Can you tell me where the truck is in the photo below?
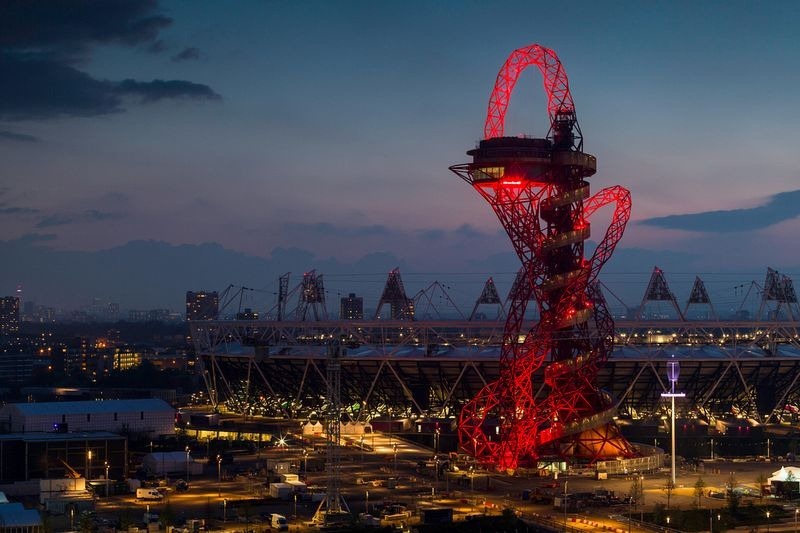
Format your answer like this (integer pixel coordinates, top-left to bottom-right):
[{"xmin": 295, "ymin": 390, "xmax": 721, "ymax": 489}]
[
  {"xmin": 136, "ymin": 488, "xmax": 164, "ymax": 501},
  {"xmin": 269, "ymin": 514, "xmax": 288, "ymax": 531}
]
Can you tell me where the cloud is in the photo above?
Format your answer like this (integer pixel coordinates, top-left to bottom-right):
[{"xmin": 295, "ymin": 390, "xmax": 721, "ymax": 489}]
[
  {"xmin": 0, "ymin": 130, "xmax": 39, "ymax": 142},
  {"xmin": 284, "ymin": 222, "xmax": 391, "ymax": 238},
  {"xmin": 0, "ymin": 1, "xmax": 219, "ymax": 121},
  {"xmin": 0, "ymin": 206, "xmax": 38, "ymax": 215},
  {"xmin": 115, "ymin": 79, "xmax": 220, "ymax": 102},
  {"xmin": 36, "ymin": 210, "xmax": 124, "ymax": 228},
  {"xmin": 639, "ymin": 189, "xmax": 800, "ymax": 233},
  {"xmin": 172, "ymin": 47, "xmax": 200, "ymax": 62},
  {"xmin": 0, "ymin": 1, "xmax": 171, "ymax": 52}
]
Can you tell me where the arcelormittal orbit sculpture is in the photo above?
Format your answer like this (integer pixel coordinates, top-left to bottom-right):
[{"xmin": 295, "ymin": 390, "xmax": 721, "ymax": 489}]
[{"xmin": 450, "ymin": 44, "xmax": 636, "ymax": 472}]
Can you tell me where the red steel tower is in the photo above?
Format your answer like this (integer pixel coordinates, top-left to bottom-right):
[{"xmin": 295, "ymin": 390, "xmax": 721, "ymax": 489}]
[{"xmin": 450, "ymin": 44, "xmax": 636, "ymax": 472}]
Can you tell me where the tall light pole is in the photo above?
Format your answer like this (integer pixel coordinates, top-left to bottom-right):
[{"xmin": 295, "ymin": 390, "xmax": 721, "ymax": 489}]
[
  {"xmin": 86, "ymin": 450, "xmax": 92, "ymax": 480},
  {"xmin": 563, "ymin": 479, "xmax": 568, "ymax": 533},
  {"xmin": 393, "ymin": 443, "xmax": 397, "ymax": 475},
  {"xmin": 216, "ymin": 455, "xmax": 222, "ymax": 497},
  {"xmin": 794, "ymin": 508, "xmax": 798, "ymax": 533},
  {"xmin": 661, "ymin": 355, "xmax": 685, "ymax": 486},
  {"xmin": 185, "ymin": 446, "xmax": 190, "ymax": 481},
  {"xmin": 628, "ymin": 495, "xmax": 633, "ymax": 533},
  {"xmin": 365, "ymin": 489, "xmax": 369, "ymax": 515},
  {"xmin": 104, "ymin": 461, "xmax": 109, "ymax": 497},
  {"xmin": 640, "ymin": 475, "xmax": 644, "ymax": 523}
]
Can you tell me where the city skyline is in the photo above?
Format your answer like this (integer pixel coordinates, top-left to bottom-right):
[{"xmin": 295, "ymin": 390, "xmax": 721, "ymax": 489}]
[{"xmin": 2, "ymin": 1, "xmax": 800, "ymax": 309}]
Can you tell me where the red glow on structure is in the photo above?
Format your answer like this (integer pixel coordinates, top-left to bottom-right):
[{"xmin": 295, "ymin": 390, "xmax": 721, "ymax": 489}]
[
  {"xmin": 484, "ymin": 44, "xmax": 575, "ymax": 140},
  {"xmin": 451, "ymin": 44, "xmax": 636, "ymax": 472}
]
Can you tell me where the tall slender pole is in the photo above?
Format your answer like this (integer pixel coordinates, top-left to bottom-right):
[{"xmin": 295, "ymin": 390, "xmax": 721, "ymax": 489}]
[
  {"xmin": 217, "ymin": 455, "xmax": 221, "ymax": 497},
  {"xmin": 563, "ymin": 480, "xmax": 568, "ymax": 532},
  {"xmin": 671, "ymin": 394, "xmax": 676, "ymax": 486}
]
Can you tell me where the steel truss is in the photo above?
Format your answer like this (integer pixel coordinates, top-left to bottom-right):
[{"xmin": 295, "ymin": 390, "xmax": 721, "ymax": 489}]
[{"xmin": 191, "ymin": 317, "xmax": 800, "ymax": 425}]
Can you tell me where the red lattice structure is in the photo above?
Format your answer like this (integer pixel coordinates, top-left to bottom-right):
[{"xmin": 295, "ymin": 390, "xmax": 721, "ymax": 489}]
[{"xmin": 450, "ymin": 44, "xmax": 637, "ymax": 472}]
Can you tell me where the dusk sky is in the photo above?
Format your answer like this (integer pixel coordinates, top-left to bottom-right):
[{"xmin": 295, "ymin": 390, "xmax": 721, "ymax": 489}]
[{"xmin": 2, "ymin": 1, "xmax": 800, "ymax": 312}]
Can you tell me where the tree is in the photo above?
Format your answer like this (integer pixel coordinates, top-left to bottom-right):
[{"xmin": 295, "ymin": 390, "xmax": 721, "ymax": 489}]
[
  {"xmin": 160, "ymin": 499, "xmax": 175, "ymax": 528},
  {"xmin": 694, "ymin": 477, "xmax": 707, "ymax": 509},
  {"xmin": 726, "ymin": 472, "xmax": 740, "ymax": 516},
  {"xmin": 662, "ymin": 479, "xmax": 676, "ymax": 510},
  {"xmin": 755, "ymin": 472, "xmax": 769, "ymax": 502}
]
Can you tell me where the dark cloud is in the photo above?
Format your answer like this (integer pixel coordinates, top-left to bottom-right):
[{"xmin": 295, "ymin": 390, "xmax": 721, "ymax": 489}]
[
  {"xmin": 0, "ymin": 129, "xmax": 39, "ymax": 142},
  {"xmin": 147, "ymin": 39, "xmax": 169, "ymax": 55},
  {"xmin": 36, "ymin": 210, "xmax": 124, "ymax": 228},
  {"xmin": 0, "ymin": 1, "xmax": 171, "ymax": 53},
  {"xmin": 115, "ymin": 79, "xmax": 221, "ymax": 103},
  {"xmin": 0, "ymin": 55, "xmax": 121, "ymax": 120},
  {"xmin": 0, "ymin": 1, "xmax": 220, "ymax": 121},
  {"xmin": 285, "ymin": 222, "xmax": 391, "ymax": 238},
  {"xmin": 418, "ymin": 229, "xmax": 445, "ymax": 241},
  {"xmin": 0, "ymin": 206, "xmax": 38, "ymax": 215},
  {"xmin": 639, "ymin": 189, "xmax": 800, "ymax": 233},
  {"xmin": 172, "ymin": 47, "xmax": 200, "ymax": 62}
]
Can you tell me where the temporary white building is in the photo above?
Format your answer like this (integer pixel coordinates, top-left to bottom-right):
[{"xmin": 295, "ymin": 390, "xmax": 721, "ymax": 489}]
[{"xmin": 142, "ymin": 452, "xmax": 203, "ymax": 476}]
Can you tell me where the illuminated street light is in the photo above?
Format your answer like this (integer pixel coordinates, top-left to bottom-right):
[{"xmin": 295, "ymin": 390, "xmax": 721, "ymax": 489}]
[
  {"xmin": 104, "ymin": 461, "xmax": 110, "ymax": 497},
  {"xmin": 217, "ymin": 455, "xmax": 222, "ymax": 497},
  {"xmin": 86, "ymin": 450, "xmax": 92, "ymax": 480},
  {"xmin": 661, "ymin": 355, "xmax": 686, "ymax": 486},
  {"xmin": 185, "ymin": 446, "xmax": 190, "ymax": 481}
]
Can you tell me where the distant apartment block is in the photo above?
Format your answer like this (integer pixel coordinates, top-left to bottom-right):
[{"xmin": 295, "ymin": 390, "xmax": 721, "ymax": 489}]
[
  {"xmin": 186, "ymin": 291, "xmax": 219, "ymax": 321},
  {"xmin": 340, "ymin": 293, "xmax": 364, "ymax": 320},
  {"xmin": 0, "ymin": 296, "xmax": 20, "ymax": 335}
]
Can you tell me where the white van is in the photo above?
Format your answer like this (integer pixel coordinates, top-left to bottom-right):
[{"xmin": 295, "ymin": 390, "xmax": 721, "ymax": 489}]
[
  {"xmin": 270, "ymin": 514, "xmax": 288, "ymax": 531},
  {"xmin": 136, "ymin": 488, "xmax": 163, "ymax": 501}
]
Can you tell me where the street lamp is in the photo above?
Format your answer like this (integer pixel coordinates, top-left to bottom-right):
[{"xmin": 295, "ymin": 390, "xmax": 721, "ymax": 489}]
[
  {"xmin": 666, "ymin": 516, "xmax": 670, "ymax": 526},
  {"xmin": 365, "ymin": 489, "xmax": 369, "ymax": 515},
  {"xmin": 563, "ymin": 479, "xmax": 568, "ymax": 533},
  {"xmin": 86, "ymin": 450, "xmax": 92, "ymax": 480},
  {"xmin": 223, "ymin": 498, "xmax": 227, "ymax": 522},
  {"xmin": 104, "ymin": 461, "xmax": 110, "ymax": 497},
  {"xmin": 640, "ymin": 475, "xmax": 644, "ymax": 523},
  {"xmin": 795, "ymin": 508, "xmax": 798, "ymax": 533},
  {"xmin": 766, "ymin": 510, "xmax": 771, "ymax": 533},
  {"xmin": 302, "ymin": 449, "xmax": 308, "ymax": 480},
  {"xmin": 661, "ymin": 355, "xmax": 686, "ymax": 486},
  {"xmin": 185, "ymin": 446, "xmax": 190, "ymax": 481},
  {"xmin": 216, "ymin": 455, "xmax": 222, "ymax": 497},
  {"xmin": 628, "ymin": 493, "xmax": 633, "ymax": 533},
  {"xmin": 393, "ymin": 443, "xmax": 397, "ymax": 474}
]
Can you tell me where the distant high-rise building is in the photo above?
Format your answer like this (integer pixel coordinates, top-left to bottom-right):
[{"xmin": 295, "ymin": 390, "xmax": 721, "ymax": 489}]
[
  {"xmin": 128, "ymin": 310, "xmax": 148, "ymax": 322},
  {"xmin": 340, "ymin": 293, "xmax": 363, "ymax": 320},
  {"xmin": 0, "ymin": 297, "xmax": 20, "ymax": 335},
  {"xmin": 147, "ymin": 309, "xmax": 170, "ymax": 322},
  {"xmin": 186, "ymin": 291, "xmax": 219, "ymax": 321},
  {"xmin": 235, "ymin": 308, "xmax": 259, "ymax": 320}
]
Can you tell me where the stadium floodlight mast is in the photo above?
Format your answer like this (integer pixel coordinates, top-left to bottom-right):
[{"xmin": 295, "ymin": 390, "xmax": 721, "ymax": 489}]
[{"xmin": 661, "ymin": 354, "xmax": 685, "ymax": 486}]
